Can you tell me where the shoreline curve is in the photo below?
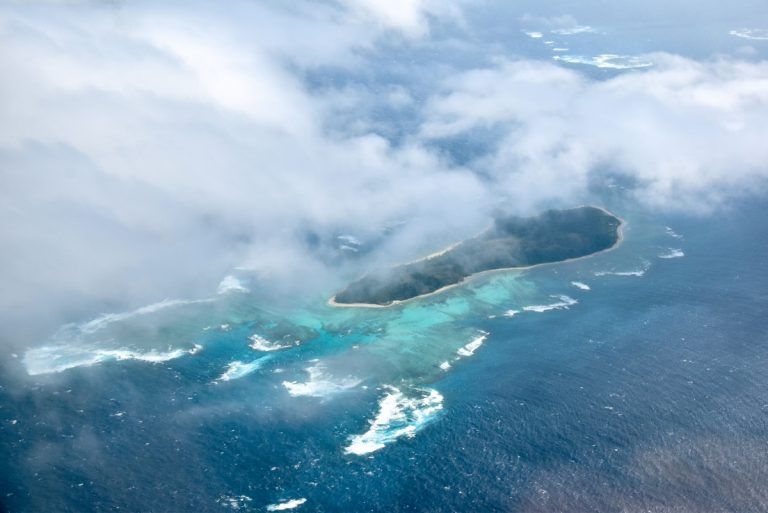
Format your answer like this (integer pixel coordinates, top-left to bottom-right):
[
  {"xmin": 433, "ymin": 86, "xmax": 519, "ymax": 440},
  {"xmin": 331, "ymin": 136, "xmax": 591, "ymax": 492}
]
[{"xmin": 328, "ymin": 206, "xmax": 625, "ymax": 309}]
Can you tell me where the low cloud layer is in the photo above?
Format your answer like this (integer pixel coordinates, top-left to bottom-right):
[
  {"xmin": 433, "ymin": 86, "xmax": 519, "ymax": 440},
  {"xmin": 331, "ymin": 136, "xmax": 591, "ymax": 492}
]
[
  {"xmin": 422, "ymin": 56, "xmax": 768, "ymax": 211},
  {"xmin": 1, "ymin": 1, "xmax": 767, "ymax": 348}
]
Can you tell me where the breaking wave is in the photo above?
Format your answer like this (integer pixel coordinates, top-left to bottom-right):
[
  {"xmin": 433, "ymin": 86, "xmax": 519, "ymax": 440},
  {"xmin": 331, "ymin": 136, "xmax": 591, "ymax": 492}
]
[
  {"xmin": 216, "ymin": 495, "xmax": 252, "ymax": 510},
  {"xmin": 266, "ymin": 498, "xmax": 307, "ymax": 511},
  {"xmin": 345, "ymin": 386, "xmax": 444, "ymax": 455},
  {"xmin": 659, "ymin": 248, "xmax": 685, "ymax": 259},
  {"xmin": 250, "ymin": 334, "xmax": 291, "ymax": 352},
  {"xmin": 595, "ymin": 259, "xmax": 651, "ymax": 277},
  {"xmin": 551, "ymin": 25, "xmax": 596, "ymax": 35},
  {"xmin": 457, "ymin": 332, "xmax": 488, "ymax": 357},
  {"xmin": 523, "ymin": 295, "xmax": 578, "ymax": 313},
  {"xmin": 23, "ymin": 344, "xmax": 202, "ymax": 376},
  {"xmin": 729, "ymin": 28, "xmax": 768, "ymax": 40},
  {"xmin": 665, "ymin": 226, "xmax": 683, "ymax": 239},
  {"xmin": 553, "ymin": 54, "xmax": 653, "ymax": 69},
  {"xmin": 216, "ymin": 357, "xmax": 270, "ymax": 382},
  {"xmin": 595, "ymin": 269, "xmax": 645, "ymax": 277},
  {"xmin": 217, "ymin": 275, "xmax": 249, "ymax": 294},
  {"xmin": 571, "ymin": 281, "xmax": 591, "ymax": 290},
  {"xmin": 282, "ymin": 364, "xmax": 360, "ymax": 398}
]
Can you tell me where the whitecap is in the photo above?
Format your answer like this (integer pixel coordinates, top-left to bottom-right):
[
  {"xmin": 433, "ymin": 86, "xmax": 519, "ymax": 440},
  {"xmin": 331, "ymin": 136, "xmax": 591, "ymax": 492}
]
[
  {"xmin": 216, "ymin": 357, "xmax": 269, "ymax": 382},
  {"xmin": 79, "ymin": 298, "xmax": 213, "ymax": 334},
  {"xmin": 345, "ymin": 386, "xmax": 443, "ymax": 455},
  {"xmin": 439, "ymin": 361, "xmax": 451, "ymax": 371},
  {"xmin": 503, "ymin": 309, "xmax": 520, "ymax": 317},
  {"xmin": 217, "ymin": 275, "xmax": 249, "ymax": 294},
  {"xmin": 658, "ymin": 248, "xmax": 685, "ymax": 259},
  {"xmin": 266, "ymin": 498, "xmax": 307, "ymax": 511},
  {"xmin": 249, "ymin": 334, "xmax": 291, "ymax": 352},
  {"xmin": 282, "ymin": 364, "xmax": 360, "ymax": 398},
  {"xmin": 522, "ymin": 295, "xmax": 577, "ymax": 313},
  {"xmin": 571, "ymin": 281, "xmax": 591, "ymax": 290},
  {"xmin": 23, "ymin": 343, "xmax": 202, "ymax": 376},
  {"xmin": 457, "ymin": 332, "xmax": 488, "ymax": 357},
  {"xmin": 729, "ymin": 28, "xmax": 768, "ymax": 40},
  {"xmin": 553, "ymin": 54, "xmax": 653, "ymax": 69},
  {"xmin": 523, "ymin": 30, "xmax": 543, "ymax": 38}
]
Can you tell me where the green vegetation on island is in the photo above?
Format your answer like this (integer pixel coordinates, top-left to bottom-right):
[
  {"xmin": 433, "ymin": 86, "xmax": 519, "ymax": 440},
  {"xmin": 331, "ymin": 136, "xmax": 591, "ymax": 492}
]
[{"xmin": 332, "ymin": 206, "xmax": 621, "ymax": 306}]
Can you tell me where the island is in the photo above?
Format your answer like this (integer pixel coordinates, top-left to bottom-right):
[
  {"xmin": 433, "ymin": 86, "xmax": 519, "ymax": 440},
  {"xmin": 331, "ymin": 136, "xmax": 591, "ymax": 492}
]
[{"xmin": 331, "ymin": 206, "xmax": 622, "ymax": 307}]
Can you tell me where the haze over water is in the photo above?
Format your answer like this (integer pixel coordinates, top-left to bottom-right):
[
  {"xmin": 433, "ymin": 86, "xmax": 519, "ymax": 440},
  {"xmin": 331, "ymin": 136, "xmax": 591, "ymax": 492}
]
[{"xmin": 2, "ymin": 1, "xmax": 768, "ymax": 512}]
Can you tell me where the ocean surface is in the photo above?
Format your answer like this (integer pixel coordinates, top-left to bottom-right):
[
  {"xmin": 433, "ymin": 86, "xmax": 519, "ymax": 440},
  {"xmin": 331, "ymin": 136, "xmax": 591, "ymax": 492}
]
[{"xmin": 2, "ymin": 198, "xmax": 768, "ymax": 512}]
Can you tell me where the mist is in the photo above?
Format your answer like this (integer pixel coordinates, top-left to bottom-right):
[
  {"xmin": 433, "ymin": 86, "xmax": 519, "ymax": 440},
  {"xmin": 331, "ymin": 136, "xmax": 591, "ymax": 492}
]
[{"xmin": 1, "ymin": 0, "xmax": 767, "ymax": 350}]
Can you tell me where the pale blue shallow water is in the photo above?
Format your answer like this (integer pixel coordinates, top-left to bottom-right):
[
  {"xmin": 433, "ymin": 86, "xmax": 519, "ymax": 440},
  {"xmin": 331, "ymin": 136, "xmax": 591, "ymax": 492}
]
[{"xmin": 2, "ymin": 199, "xmax": 768, "ymax": 512}]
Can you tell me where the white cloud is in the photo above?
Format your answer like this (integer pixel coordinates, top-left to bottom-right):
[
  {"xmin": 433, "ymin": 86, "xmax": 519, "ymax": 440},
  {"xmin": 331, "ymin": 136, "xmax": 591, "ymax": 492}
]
[
  {"xmin": 2, "ymin": 0, "xmax": 768, "ymax": 348},
  {"xmin": 0, "ymin": 1, "xmax": 487, "ymax": 345},
  {"xmin": 422, "ymin": 55, "xmax": 768, "ymax": 210},
  {"xmin": 340, "ymin": 0, "xmax": 458, "ymax": 37}
]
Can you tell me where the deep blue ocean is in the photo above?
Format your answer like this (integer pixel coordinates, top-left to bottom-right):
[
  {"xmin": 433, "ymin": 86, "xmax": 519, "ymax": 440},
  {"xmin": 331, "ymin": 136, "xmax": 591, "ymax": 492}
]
[{"xmin": 2, "ymin": 198, "xmax": 768, "ymax": 512}]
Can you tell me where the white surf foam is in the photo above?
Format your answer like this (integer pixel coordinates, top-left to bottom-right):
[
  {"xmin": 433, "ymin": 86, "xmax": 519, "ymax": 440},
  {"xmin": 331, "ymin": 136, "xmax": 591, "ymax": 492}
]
[
  {"xmin": 658, "ymin": 248, "xmax": 685, "ymax": 259},
  {"xmin": 551, "ymin": 25, "xmax": 596, "ymax": 35},
  {"xmin": 249, "ymin": 334, "xmax": 291, "ymax": 352},
  {"xmin": 665, "ymin": 226, "xmax": 683, "ymax": 239},
  {"xmin": 217, "ymin": 275, "xmax": 249, "ymax": 294},
  {"xmin": 79, "ymin": 298, "xmax": 213, "ymax": 334},
  {"xmin": 217, "ymin": 495, "xmax": 252, "ymax": 510},
  {"xmin": 594, "ymin": 260, "xmax": 651, "ymax": 277},
  {"xmin": 23, "ymin": 343, "xmax": 202, "ymax": 376},
  {"xmin": 266, "ymin": 498, "xmax": 307, "ymax": 511},
  {"xmin": 337, "ymin": 234, "xmax": 361, "ymax": 245},
  {"xmin": 729, "ymin": 28, "xmax": 768, "ymax": 40},
  {"xmin": 595, "ymin": 269, "xmax": 645, "ymax": 277},
  {"xmin": 553, "ymin": 54, "xmax": 653, "ymax": 69},
  {"xmin": 282, "ymin": 364, "xmax": 360, "ymax": 398},
  {"xmin": 571, "ymin": 281, "xmax": 591, "ymax": 290},
  {"xmin": 216, "ymin": 357, "xmax": 269, "ymax": 382},
  {"xmin": 523, "ymin": 30, "xmax": 543, "ymax": 38},
  {"xmin": 523, "ymin": 295, "xmax": 577, "ymax": 313},
  {"xmin": 344, "ymin": 386, "xmax": 443, "ymax": 456},
  {"xmin": 439, "ymin": 361, "xmax": 451, "ymax": 371},
  {"xmin": 457, "ymin": 332, "xmax": 488, "ymax": 357},
  {"xmin": 503, "ymin": 309, "xmax": 520, "ymax": 317}
]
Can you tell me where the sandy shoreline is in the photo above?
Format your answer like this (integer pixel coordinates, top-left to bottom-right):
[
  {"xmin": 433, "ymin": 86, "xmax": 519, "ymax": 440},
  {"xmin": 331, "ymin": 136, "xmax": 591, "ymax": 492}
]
[{"xmin": 328, "ymin": 206, "xmax": 625, "ymax": 309}]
